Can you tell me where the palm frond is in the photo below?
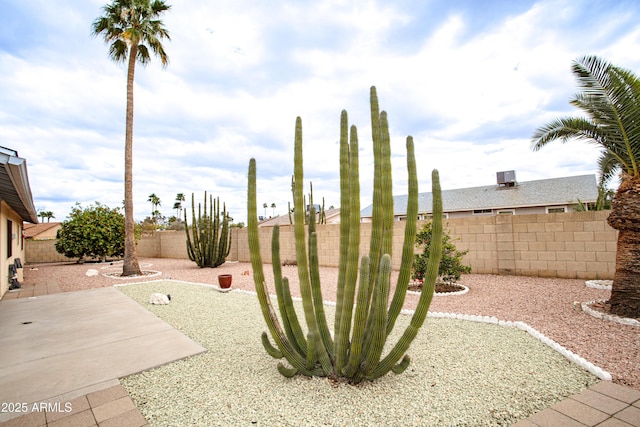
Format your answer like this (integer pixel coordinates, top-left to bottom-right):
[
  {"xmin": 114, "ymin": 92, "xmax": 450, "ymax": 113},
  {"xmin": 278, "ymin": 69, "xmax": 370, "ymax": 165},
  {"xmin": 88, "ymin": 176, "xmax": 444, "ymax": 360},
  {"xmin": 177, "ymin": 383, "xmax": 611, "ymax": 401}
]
[
  {"xmin": 597, "ymin": 150, "xmax": 622, "ymax": 187},
  {"xmin": 532, "ymin": 55, "xmax": 640, "ymax": 180},
  {"xmin": 92, "ymin": 0, "xmax": 171, "ymax": 68}
]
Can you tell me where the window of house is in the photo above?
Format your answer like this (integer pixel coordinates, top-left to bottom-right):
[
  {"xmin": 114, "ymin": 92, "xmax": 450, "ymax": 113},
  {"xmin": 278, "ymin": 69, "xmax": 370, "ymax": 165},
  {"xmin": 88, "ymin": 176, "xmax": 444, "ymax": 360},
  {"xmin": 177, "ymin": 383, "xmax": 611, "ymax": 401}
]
[
  {"xmin": 497, "ymin": 210, "xmax": 515, "ymax": 215},
  {"xmin": 473, "ymin": 209, "xmax": 492, "ymax": 215},
  {"xmin": 546, "ymin": 207, "xmax": 566, "ymax": 214},
  {"xmin": 423, "ymin": 213, "xmax": 449, "ymax": 220},
  {"xmin": 7, "ymin": 219, "xmax": 12, "ymax": 258}
]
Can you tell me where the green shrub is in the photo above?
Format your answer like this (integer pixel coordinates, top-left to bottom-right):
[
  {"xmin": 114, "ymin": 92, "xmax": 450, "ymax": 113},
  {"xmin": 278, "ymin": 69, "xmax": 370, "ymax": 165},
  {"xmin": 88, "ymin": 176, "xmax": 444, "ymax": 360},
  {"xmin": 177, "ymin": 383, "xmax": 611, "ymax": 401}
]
[
  {"xmin": 412, "ymin": 222, "xmax": 471, "ymax": 284},
  {"xmin": 55, "ymin": 202, "xmax": 126, "ymax": 262}
]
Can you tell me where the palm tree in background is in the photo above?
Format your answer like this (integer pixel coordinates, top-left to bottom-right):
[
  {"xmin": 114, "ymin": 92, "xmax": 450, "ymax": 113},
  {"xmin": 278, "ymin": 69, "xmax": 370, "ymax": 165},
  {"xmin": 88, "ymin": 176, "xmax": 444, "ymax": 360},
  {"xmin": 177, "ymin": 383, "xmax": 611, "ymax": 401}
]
[
  {"xmin": 147, "ymin": 193, "xmax": 161, "ymax": 224},
  {"xmin": 532, "ymin": 55, "xmax": 640, "ymax": 317},
  {"xmin": 173, "ymin": 192, "xmax": 185, "ymax": 219},
  {"xmin": 38, "ymin": 211, "xmax": 55, "ymax": 223},
  {"xmin": 92, "ymin": 0, "xmax": 171, "ymax": 276},
  {"xmin": 271, "ymin": 202, "xmax": 276, "ymax": 217}
]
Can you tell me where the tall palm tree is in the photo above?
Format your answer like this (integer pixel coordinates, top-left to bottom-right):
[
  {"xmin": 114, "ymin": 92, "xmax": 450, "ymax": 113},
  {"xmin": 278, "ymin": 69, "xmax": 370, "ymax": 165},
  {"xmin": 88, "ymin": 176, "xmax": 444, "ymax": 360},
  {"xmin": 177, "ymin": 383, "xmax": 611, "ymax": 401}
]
[
  {"xmin": 532, "ymin": 55, "xmax": 640, "ymax": 318},
  {"xmin": 147, "ymin": 193, "xmax": 161, "ymax": 223},
  {"xmin": 92, "ymin": 0, "xmax": 171, "ymax": 276},
  {"xmin": 270, "ymin": 202, "xmax": 276, "ymax": 217}
]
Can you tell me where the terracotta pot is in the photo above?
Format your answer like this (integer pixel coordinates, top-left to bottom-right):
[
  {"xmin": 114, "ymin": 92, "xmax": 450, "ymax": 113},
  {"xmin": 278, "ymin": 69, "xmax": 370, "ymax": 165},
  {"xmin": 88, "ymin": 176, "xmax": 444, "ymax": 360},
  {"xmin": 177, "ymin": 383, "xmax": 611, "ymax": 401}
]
[{"xmin": 218, "ymin": 274, "xmax": 232, "ymax": 289}]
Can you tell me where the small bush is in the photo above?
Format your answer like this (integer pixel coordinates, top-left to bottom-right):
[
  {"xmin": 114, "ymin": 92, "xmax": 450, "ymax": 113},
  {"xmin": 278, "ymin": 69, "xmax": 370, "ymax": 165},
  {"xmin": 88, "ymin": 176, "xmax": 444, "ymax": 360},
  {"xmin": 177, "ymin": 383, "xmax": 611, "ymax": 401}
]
[{"xmin": 412, "ymin": 221, "xmax": 471, "ymax": 284}]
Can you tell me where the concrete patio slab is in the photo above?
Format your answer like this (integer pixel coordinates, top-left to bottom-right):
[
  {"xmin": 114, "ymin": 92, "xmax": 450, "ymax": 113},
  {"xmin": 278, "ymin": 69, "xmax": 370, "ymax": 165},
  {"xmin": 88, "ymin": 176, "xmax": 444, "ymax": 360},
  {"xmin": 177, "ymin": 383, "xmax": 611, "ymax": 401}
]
[{"xmin": 0, "ymin": 287, "xmax": 206, "ymax": 423}]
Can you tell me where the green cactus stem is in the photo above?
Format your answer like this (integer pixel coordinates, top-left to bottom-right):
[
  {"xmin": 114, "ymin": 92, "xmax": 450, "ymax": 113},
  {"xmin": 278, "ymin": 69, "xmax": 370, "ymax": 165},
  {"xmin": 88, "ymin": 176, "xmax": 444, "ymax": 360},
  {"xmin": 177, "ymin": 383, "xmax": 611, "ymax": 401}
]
[{"xmin": 247, "ymin": 86, "xmax": 443, "ymax": 384}]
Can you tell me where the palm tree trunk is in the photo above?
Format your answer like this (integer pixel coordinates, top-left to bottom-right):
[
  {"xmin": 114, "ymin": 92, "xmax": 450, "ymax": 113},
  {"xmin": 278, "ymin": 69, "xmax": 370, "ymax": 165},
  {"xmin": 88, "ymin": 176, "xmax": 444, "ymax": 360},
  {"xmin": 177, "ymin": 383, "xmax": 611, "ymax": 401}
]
[
  {"xmin": 122, "ymin": 45, "xmax": 142, "ymax": 277},
  {"xmin": 606, "ymin": 176, "xmax": 640, "ymax": 317}
]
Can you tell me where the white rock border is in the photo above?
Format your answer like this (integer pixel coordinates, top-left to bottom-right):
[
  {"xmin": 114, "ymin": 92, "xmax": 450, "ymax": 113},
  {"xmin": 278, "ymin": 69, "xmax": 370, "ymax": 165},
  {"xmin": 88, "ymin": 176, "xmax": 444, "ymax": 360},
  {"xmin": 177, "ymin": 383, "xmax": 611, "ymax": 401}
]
[
  {"xmin": 407, "ymin": 283, "xmax": 469, "ymax": 297},
  {"xmin": 581, "ymin": 300, "xmax": 640, "ymax": 328},
  {"xmin": 102, "ymin": 270, "xmax": 162, "ymax": 279},
  {"xmin": 585, "ymin": 280, "xmax": 612, "ymax": 290}
]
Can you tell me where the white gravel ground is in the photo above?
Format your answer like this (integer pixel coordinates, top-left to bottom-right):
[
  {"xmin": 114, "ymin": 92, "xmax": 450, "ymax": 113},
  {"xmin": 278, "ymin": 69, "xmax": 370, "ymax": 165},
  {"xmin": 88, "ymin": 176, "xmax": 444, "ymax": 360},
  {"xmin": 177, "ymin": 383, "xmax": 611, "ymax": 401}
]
[{"xmin": 117, "ymin": 280, "xmax": 599, "ymax": 427}]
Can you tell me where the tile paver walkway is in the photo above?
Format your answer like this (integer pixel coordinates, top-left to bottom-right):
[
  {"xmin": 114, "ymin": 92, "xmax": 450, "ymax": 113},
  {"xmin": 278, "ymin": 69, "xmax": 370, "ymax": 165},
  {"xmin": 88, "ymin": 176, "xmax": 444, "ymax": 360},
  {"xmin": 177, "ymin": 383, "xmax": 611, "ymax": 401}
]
[
  {"xmin": 515, "ymin": 381, "xmax": 640, "ymax": 427},
  {"xmin": 0, "ymin": 384, "xmax": 147, "ymax": 427}
]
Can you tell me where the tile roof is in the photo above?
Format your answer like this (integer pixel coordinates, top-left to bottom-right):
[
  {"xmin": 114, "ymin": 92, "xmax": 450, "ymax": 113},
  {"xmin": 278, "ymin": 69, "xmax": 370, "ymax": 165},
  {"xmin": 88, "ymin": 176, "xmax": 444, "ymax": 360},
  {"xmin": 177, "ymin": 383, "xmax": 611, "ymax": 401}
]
[
  {"xmin": 361, "ymin": 174, "xmax": 599, "ymax": 216},
  {"xmin": 258, "ymin": 208, "xmax": 341, "ymax": 227},
  {"xmin": 24, "ymin": 222, "xmax": 61, "ymax": 238}
]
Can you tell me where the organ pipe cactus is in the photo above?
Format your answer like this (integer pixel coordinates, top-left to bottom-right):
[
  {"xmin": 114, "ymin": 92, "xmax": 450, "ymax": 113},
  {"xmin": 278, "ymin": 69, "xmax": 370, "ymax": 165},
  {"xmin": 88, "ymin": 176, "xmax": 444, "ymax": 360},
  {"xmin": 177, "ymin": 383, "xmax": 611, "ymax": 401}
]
[
  {"xmin": 247, "ymin": 86, "xmax": 443, "ymax": 383},
  {"xmin": 184, "ymin": 192, "xmax": 231, "ymax": 268}
]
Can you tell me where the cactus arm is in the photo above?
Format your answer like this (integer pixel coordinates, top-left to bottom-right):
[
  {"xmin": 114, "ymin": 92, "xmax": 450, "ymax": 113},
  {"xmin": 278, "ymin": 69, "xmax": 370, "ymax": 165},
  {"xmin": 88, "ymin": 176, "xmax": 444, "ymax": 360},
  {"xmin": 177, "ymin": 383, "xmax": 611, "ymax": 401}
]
[
  {"xmin": 367, "ymin": 87, "xmax": 383, "ymax": 289},
  {"xmin": 391, "ymin": 355, "xmax": 411, "ymax": 374},
  {"xmin": 362, "ymin": 107, "xmax": 395, "ymax": 352},
  {"xmin": 272, "ymin": 225, "xmax": 307, "ymax": 356},
  {"xmin": 291, "ymin": 117, "xmax": 330, "ymax": 364},
  {"xmin": 334, "ymin": 110, "xmax": 351, "ymax": 364},
  {"xmin": 305, "ymin": 331, "xmax": 317, "ymax": 371},
  {"xmin": 214, "ymin": 201, "xmax": 231, "ymax": 267},
  {"xmin": 211, "ymin": 196, "xmax": 219, "ymax": 265},
  {"xmin": 261, "ymin": 332, "xmax": 283, "ymax": 359},
  {"xmin": 191, "ymin": 193, "xmax": 201, "ymax": 264},
  {"xmin": 184, "ymin": 195, "xmax": 196, "ymax": 262},
  {"xmin": 282, "ymin": 277, "xmax": 308, "ymax": 356},
  {"xmin": 356, "ymin": 254, "xmax": 391, "ymax": 382},
  {"xmin": 248, "ymin": 158, "xmax": 318, "ymax": 376},
  {"xmin": 277, "ymin": 363, "xmax": 299, "ymax": 378},
  {"xmin": 335, "ymin": 123, "xmax": 361, "ymax": 373},
  {"xmin": 203, "ymin": 194, "xmax": 210, "ymax": 266},
  {"xmin": 309, "ymin": 231, "xmax": 333, "ymax": 358},
  {"xmin": 342, "ymin": 255, "xmax": 370, "ymax": 377},
  {"xmin": 224, "ymin": 204, "xmax": 231, "ymax": 259},
  {"xmin": 367, "ymin": 169, "xmax": 442, "ymax": 381},
  {"xmin": 386, "ymin": 136, "xmax": 418, "ymax": 334},
  {"xmin": 379, "ymin": 111, "xmax": 394, "ymax": 261}
]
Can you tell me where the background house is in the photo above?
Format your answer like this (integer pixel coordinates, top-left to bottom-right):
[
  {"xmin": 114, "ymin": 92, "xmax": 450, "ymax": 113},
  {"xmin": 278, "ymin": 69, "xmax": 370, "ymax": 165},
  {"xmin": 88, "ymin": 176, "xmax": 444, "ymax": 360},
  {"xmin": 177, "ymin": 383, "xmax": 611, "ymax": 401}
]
[
  {"xmin": 360, "ymin": 172, "xmax": 599, "ymax": 221},
  {"xmin": 258, "ymin": 207, "xmax": 341, "ymax": 227},
  {"xmin": 24, "ymin": 222, "xmax": 61, "ymax": 240},
  {"xmin": 0, "ymin": 147, "xmax": 38, "ymax": 298}
]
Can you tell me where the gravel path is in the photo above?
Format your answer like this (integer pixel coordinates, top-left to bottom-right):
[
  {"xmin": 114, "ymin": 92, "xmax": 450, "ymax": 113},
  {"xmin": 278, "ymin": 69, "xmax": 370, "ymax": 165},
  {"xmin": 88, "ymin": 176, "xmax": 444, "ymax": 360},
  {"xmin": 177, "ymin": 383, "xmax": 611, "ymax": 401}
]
[{"xmin": 23, "ymin": 257, "xmax": 640, "ymax": 394}]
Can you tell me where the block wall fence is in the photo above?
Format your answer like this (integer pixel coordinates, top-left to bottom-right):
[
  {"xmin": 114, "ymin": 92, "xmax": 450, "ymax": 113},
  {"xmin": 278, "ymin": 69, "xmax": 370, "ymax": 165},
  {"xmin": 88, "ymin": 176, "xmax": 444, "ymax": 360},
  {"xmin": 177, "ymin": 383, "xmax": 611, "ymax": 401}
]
[{"xmin": 25, "ymin": 211, "xmax": 616, "ymax": 280}]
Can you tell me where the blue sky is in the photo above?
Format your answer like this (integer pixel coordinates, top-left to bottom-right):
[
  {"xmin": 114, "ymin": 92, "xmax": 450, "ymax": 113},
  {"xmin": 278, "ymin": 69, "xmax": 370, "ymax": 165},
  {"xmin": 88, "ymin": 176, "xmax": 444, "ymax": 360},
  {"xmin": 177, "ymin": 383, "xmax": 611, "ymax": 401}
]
[{"xmin": 1, "ymin": 0, "xmax": 639, "ymax": 225}]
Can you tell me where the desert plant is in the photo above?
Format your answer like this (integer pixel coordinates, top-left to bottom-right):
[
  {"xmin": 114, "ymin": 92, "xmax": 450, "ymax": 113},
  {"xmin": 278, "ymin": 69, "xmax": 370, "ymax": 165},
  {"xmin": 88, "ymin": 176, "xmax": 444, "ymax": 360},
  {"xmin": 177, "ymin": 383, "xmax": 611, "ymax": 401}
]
[
  {"xmin": 184, "ymin": 192, "xmax": 231, "ymax": 268},
  {"xmin": 412, "ymin": 222, "xmax": 471, "ymax": 284},
  {"xmin": 247, "ymin": 86, "xmax": 443, "ymax": 383},
  {"xmin": 55, "ymin": 202, "xmax": 127, "ymax": 262}
]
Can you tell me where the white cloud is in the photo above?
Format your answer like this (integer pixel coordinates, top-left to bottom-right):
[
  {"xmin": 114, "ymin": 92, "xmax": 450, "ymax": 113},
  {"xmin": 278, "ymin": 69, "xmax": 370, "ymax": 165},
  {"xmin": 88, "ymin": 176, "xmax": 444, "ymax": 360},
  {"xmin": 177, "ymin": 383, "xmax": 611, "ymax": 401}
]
[{"xmin": 1, "ymin": 0, "xmax": 639, "ymax": 225}]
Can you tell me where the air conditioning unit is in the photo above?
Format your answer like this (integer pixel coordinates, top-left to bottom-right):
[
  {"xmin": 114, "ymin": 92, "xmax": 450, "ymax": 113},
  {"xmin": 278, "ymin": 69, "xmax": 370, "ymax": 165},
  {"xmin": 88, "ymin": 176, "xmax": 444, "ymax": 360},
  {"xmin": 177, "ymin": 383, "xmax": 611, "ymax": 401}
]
[{"xmin": 497, "ymin": 170, "xmax": 516, "ymax": 186}]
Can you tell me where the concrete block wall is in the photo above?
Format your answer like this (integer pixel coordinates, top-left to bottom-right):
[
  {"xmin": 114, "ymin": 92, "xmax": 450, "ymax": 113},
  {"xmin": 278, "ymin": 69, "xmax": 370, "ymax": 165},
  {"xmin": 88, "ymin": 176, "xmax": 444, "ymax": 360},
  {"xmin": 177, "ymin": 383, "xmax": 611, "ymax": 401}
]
[
  {"xmin": 25, "ymin": 211, "xmax": 616, "ymax": 280},
  {"xmin": 231, "ymin": 211, "xmax": 616, "ymax": 279},
  {"xmin": 444, "ymin": 210, "xmax": 616, "ymax": 279},
  {"xmin": 25, "ymin": 240, "xmax": 72, "ymax": 263}
]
